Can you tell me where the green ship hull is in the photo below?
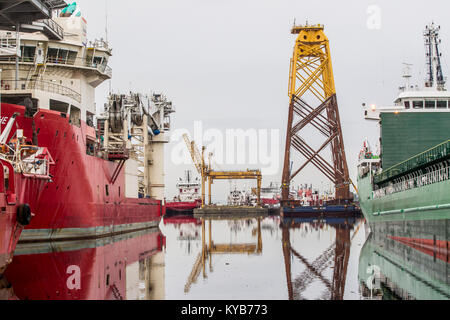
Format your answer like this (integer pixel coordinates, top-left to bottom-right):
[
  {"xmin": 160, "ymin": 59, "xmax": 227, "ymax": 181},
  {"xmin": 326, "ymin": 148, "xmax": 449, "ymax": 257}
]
[
  {"xmin": 357, "ymin": 173, "xmax": 450, "ymax": 242},
  {"xmin": 358, "ymin": 174, "xmax": 450, "ymax": 225},
  {"xmin": 359, "ymin": 232, "xmax": 450, "ymax": 300}
]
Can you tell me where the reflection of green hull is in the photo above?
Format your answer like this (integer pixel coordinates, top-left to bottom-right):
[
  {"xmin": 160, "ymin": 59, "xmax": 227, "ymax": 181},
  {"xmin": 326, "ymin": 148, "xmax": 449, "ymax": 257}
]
[
  {"xmin": 358, "ymin": 175, "xmax": 450, "ymax": 225},
  {"xmin": 359, "ymin": 233, "xmax": 450, "ymax": 300}
]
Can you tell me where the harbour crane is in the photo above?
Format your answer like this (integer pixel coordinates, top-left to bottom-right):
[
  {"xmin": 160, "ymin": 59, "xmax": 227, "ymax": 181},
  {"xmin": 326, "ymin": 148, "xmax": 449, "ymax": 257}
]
[{"xmin": 182, "ymin": 134, "xmax": 263, "ymax": 207}]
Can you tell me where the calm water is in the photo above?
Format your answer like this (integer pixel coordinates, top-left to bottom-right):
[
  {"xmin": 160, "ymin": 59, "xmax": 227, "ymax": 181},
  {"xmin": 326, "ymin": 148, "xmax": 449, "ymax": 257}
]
[{"xmin": 0, "ymin": 214, "xmax": 448, "ymax": 300}]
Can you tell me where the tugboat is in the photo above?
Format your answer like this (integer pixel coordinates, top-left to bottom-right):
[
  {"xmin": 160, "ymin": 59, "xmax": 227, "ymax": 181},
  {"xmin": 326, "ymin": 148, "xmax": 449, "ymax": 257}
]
[
  {"xmin": 357, "ymin": 23, "xmax": 450, "ymax": 245},
  {"xmin": 165, "ymin": 170, "xmax": 201, "ymax": 216},
  {"xmin": 260, "ymin": 182, "xmax": 281, "ymax": 209}
]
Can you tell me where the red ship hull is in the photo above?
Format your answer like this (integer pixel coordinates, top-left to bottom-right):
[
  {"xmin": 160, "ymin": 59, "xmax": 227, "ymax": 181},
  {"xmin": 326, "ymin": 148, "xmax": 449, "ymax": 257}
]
[
  {"xmin": 165, "ymin": 199, "xmax": 201, "ymax": 215},
  {"xmin": 0, "ymin": 200, "xmax": 22, "ymax": 275},
  {"xmin": 3, "ymin": 228, "xmax": 165, "ymax": 300},
  {"xmin": 0, "ymin": 158, "xmax": 49, "ymax": 273},
  {"xmin": 1, "ymin": 103, "xmax": 163, "ymax": 241}
]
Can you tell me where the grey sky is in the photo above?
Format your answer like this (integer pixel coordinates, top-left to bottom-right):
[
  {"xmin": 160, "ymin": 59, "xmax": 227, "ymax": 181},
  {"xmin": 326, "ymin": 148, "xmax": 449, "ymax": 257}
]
[{"xmin": 76, "ymin": 0, "xmax": 450, "ymax": 201}]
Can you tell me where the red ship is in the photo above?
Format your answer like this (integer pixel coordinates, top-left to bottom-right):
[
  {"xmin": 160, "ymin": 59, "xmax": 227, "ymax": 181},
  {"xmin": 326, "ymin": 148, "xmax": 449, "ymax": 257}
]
[
  {"xmin": 3, "ymin": 228, "xmax": 165, "ymax": 300},
  {"xmin": 165, "ymin": 170, "xmax": 201, "ymax": 216},
  {"xmin": 0, "ymin": 5, "xmax": 175, "ymax": 241}
]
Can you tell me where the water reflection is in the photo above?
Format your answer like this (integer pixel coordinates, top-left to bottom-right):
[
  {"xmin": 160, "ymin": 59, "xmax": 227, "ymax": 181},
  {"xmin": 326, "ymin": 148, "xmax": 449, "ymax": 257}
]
[
  {"xmin": 281, "ymin": 216, "xmax": 361, "ymax": 300},
  {"xmin": 359, "ymin": 226, "xmax": 450, "ymax": 300},
  {"xmin": 2, "ymin": 229, "xmax": 165, "ymax": 300},
  {"xmin": 162, "ymin": 213, "xmax": 365, "ymax": 300},
  {"xmin": 2, "ymin": 213, "xmax": 371, "ymax": 300},
  {"xmin": 184, "ymin": 218, "xmax": 263, "ymax": 294}
]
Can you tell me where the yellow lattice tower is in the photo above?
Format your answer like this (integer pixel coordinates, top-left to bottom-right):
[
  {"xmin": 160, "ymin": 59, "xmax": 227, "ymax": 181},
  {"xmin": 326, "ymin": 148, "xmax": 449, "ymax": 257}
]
[{"xmin": 282, "ymin": 23, "xmax": 350, "ymax": 202}]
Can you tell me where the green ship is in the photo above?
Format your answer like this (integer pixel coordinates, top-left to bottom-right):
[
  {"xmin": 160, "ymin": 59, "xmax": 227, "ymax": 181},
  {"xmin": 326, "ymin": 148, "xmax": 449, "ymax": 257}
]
[{"xmin": 357, "ymin": 23, "xmax": 450, "ymax": 245}]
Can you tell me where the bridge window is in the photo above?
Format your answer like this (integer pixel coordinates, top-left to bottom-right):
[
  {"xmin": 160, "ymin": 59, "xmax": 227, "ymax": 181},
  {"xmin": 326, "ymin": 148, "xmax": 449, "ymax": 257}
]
[
  {"xmin": 20, "ymin": 46, "xmax": 36, "ymax": 62},
  {"xmin": 50, "ymin": 99, "xmax": 69, "ymax": 114},
  {"xmin": 412, "ymin": 100, "xmax": 424, "ymax": 109},
  {"xmin": 69, "ymin": 106, "xmax": 81, "ymax": 127},
  {"xmin": 437, "ymin": 100, "xmax": 447, "ymax": 109},
  {"xmin": 404, "ymin": 101, "xmax": 410, "ymax": 109},
  {"xmin": 47, "ymin": 48, "xmax": 78, "ymax": 65},
  {"xmin": 86, "ymin": 111, "xmax": 95, "ymax": 127},
  {"xmin": 67, "ymin": 51, "xmax": 78, "ymax": 65},
  {"xmin": 86, "ymin": 139, "xmax": 95, "ymax": 156},
  {"xmin": 425, "ymin": 100, "xmax": 436, "ymax": 109}
]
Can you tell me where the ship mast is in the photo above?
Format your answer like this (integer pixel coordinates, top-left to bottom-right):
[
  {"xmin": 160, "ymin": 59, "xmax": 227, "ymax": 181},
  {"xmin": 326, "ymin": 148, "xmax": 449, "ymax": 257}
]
[{"xmin": 424, "ymin": 23, "xmax": 446, "ymax": 90}]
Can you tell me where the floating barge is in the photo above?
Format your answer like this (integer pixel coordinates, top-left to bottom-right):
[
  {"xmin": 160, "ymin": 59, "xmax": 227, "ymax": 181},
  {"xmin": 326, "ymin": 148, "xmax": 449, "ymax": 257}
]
[
  {"xmin": 193, "ymin": 206, "xmax": 268, "ymax": 219},
  {"xmin": 281, "ymin": 203, "xmax": 361, "ymax": 218}
]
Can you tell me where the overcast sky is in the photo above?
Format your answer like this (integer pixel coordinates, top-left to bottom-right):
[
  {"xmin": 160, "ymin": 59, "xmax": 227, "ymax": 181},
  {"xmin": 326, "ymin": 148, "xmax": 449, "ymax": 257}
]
[{"xmin": 76, "ymin": 0, "xmax": 450, "ymax": 201}]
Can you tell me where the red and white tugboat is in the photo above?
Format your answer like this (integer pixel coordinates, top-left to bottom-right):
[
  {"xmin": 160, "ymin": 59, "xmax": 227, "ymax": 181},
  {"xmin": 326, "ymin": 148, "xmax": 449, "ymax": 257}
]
[{"xmin": 165, "ymin": 170, "xmax": 201, "ymax": 216}]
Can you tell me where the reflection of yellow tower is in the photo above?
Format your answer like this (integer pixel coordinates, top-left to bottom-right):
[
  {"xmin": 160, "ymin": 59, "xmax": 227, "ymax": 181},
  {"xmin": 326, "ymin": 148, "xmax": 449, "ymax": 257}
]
[{"xmin": 184, "ymin": 218, "xmax": 263, "ymax": 293}]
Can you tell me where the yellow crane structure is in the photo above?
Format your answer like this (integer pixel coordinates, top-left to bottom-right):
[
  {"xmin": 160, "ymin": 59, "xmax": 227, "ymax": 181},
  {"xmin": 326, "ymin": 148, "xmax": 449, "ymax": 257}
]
[{"xmin": 182, "ymin": 134, "xmax": 263, "ymax": 207}]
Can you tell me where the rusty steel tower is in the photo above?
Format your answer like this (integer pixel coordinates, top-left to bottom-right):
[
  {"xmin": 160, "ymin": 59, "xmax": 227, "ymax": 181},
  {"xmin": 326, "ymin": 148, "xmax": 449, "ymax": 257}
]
[{"xmin": 281, "ymin": 23, "xmax": 351, "ymax": 202}]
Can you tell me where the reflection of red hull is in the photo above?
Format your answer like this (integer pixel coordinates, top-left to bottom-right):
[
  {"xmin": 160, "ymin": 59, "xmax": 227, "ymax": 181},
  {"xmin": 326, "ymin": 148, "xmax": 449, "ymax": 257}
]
[
  {"xmin": 4, "ymin": 229, "xmax": 165, "ymax": 300},
  {"xmin": 1, "ymin": 104, "xmax": 163, "ymax": 241},
  {"xmin": 163, "ymin": 215, "xmax": 201, "ymax": 226},
  {"xmin": 165, "ymin": 200, "xmax": 201, "ymax": 215},
  {"xmin": 389, "ymin": 236, "xmax": 450, "ymax": 263}
]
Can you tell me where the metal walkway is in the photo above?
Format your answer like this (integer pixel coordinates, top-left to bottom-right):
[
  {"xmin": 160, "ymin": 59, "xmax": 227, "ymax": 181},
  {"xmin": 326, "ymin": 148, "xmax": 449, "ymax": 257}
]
[{"xmin": 0, "ymin": 0, "xmax": 67, "ymax": 26}]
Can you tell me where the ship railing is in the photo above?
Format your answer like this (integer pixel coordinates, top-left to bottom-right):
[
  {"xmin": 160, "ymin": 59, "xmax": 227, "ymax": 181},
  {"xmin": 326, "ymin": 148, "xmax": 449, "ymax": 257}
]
[
  {"xmin": 0, "ymin": 37, "xmax": 18, "ymax": 57},
  {"xmin": 46, "ymin": 56, "xmax": 112, "ymax": 77},
  {"xmin": 37, "ymin": 18, "xmax": 64, "ymax": 39},
  {"xmin": 373, "ymin": 161, "xmax": 450, "ymax": 199},
  {"xmin": 17, "ymin": 146, "xmax": 54, "ymax": 179},
  {"xmin": 1, "ymin": 79, "xmax": 81, "ymax": 103},
  {"xmin": 374, "ymin": 140, "xmax": 450, "ymax": 184}
]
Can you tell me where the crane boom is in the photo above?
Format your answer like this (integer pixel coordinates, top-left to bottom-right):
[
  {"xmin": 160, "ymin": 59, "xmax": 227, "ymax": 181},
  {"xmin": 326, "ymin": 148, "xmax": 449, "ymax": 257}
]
[{"xmin": 183, "ymin": 133, "xmax": 203, "ymax": 174}]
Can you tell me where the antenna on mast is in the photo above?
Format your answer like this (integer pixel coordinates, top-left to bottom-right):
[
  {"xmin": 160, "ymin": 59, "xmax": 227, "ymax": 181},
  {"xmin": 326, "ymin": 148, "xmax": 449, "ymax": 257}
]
[
  {"xmin": 105, "ymin": 0, "xmax": 109, "ymax": 43},
  {"xmin": 424, "ymin": 22, "xmax": 445, "ymax": 90},
  {"xmin": 401, "ymin": 62, "xmax": 413, "ymax": 91}
]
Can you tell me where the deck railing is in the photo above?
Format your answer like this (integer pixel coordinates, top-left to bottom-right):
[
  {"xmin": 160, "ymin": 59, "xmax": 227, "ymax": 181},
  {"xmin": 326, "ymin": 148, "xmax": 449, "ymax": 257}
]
[
  {"xmin": 1, "ymin": 79, "xmax": 81, "ymax": 103},
  {"xmin": 374, "ymin": 140, "xmax": 450, "ymax": 184},
  {"xmin": 373, "ymin": 161, "xmax": 450, "ymax": 199},
  {"xmin": 0, "ymin": 55, "xmax": 112, "ymax": 77}
]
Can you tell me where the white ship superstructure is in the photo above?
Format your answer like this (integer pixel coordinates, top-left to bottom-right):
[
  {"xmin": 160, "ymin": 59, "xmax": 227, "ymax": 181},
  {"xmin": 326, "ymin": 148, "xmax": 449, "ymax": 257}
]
[
  {"xmin": 174, "ymin": 170, "xmax": 201, "ymax": 202},
  {"xmin": 0, "ymin": 2, "xmax": 175, "ymax": 201}
]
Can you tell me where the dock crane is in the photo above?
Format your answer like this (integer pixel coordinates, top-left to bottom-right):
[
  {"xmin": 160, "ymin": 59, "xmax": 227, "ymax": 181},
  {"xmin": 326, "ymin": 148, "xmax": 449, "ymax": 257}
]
[{"xmin": 182, "ymin": 134, "xmax": 263, "ymax": 207}]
